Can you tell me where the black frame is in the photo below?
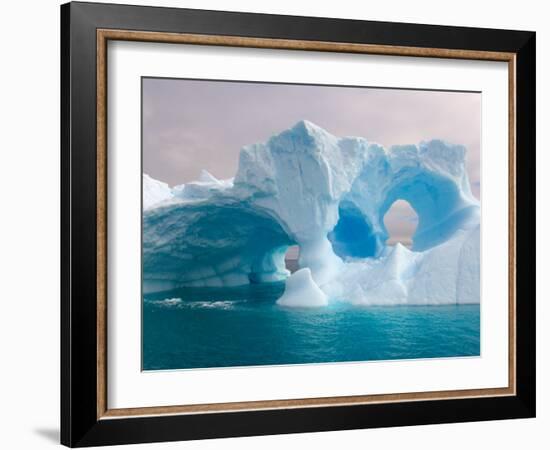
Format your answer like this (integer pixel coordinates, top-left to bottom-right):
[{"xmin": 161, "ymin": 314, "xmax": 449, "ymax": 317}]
[{"xmin": 61, "ymin": 1, "xmax": 536, "ymax": 447}]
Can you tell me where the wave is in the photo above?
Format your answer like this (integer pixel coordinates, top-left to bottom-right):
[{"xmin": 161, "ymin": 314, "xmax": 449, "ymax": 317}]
[{"xmin": 144, "ymin": 298, "xmax": 238, "ymax": 310}]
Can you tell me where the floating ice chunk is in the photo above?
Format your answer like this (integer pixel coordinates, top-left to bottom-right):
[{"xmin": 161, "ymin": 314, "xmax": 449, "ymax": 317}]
[
  {"xmin": 189, "ymin": 300, "xmax": 235, "ymax": 310},
  {"xmin": 277, "ymin": 268, "xmax": 328, "ymax": 308},
  {"xmin": 146, "ymin": 297, "xmax": 182, "ymax": 307}
]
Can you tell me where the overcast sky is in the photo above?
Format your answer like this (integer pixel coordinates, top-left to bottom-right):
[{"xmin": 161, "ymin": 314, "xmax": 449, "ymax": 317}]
[{"xmin": 143, "ymin": 78, "xmax": 480, "ymax": 244}]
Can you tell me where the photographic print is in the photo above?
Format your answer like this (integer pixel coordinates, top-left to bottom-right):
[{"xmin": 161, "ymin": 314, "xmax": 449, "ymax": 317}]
[
  {"xmin": 141, "ymin": 78, "xmax": 481, "ymax": 371},
  {"xmin": 61, "ymin": 7, "xmax": 535, "ymax": 444}
]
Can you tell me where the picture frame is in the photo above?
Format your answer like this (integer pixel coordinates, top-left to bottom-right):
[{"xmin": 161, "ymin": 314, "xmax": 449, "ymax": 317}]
[{"xmin": 60, "ymin": 1, "xmax": 536, "ymax": 447}]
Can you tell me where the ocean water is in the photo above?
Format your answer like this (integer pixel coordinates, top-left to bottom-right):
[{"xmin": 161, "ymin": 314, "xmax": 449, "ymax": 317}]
[{"xmin": 142, "ymin": 283, "xmax": 480, "ymax": 371}]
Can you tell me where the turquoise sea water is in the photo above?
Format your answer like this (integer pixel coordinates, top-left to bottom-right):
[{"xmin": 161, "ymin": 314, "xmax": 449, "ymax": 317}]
[{"xmin": 142, "ymin": 283, "xmax": 480, "ymax": 371}]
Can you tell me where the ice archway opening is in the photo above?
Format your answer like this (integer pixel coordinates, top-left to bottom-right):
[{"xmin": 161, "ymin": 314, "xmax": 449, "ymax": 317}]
[
  {"xmin": 284, "ymin": 245, "xmax": 300, "ymax": 273},
  {"xmin": 328, "ymin": 200, "xmax": 380, "ymax": 259},
  {"xmin": 328, "ymin": 166, "xmax": 474, "ymax": 259},
  {"xmin": 378, "ymin": 170, "xmax": 474, "ymax": 251},
  {"xmin": 142, "ymin": 202, "xmax": 296, "ymax": 292},
  {"xmin": 383, "ymin": 199, "xmax": 418, "ymax": 248}
]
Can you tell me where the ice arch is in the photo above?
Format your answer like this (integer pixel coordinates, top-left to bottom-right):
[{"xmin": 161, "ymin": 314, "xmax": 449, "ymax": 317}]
[
  {"xmin": 379, "ymin": 169, "xmax": 479, "ymax": 251},
  {"xmin": 142, "ymin": 201, "xmax": 295, "ymax": 293},
  {"xmin": 342, "ymin": 141, "xmax": 480, "ymax": 253}
]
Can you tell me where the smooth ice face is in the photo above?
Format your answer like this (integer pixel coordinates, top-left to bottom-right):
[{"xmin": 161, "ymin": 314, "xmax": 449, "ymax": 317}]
[{"xmin": 142, "ymin": 121, "xmax": 480, "ymax": 305}]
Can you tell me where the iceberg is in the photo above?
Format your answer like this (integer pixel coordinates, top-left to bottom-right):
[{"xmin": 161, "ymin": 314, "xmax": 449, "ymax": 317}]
[
  {"xmin": 277, "ymin": 268, "xmax": 328, "ymax": 308},
  {"xmin": 143, "ymin": 121, "xmax": 480, "ymax": 306}
]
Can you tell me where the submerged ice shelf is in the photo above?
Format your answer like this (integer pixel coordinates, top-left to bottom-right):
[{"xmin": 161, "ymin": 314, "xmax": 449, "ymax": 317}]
[{"xmin": 143, "ymin": 120, "xmax": 480, "ymax": 306}]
